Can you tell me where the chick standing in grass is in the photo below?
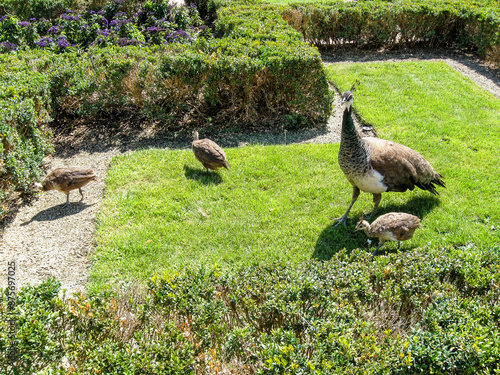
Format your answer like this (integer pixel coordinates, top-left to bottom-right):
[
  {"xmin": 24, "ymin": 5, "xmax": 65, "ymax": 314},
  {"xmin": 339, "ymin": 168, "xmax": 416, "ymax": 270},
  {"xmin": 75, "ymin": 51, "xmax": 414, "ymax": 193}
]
[
  {"xmin": 192, "ymin": 130, "xmax": 231, "ymax": 172},
  {"xmin": 355, "ymin": 212, "xmax": 421, "ymax": 256},
  {"xmin": 34, "ymin": 166, "xmax": 96, "ymax": 207}
]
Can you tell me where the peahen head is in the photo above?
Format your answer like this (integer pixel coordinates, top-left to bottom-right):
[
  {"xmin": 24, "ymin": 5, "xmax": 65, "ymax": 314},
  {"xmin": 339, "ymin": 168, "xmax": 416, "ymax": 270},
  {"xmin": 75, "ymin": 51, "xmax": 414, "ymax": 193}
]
[
  {"xmin": 341, "ymin": 91, "xmax": 354, "ymax": 110},
  {"xmin": 341, "ymin": 80, "xmax": 360, "ymax": 111}
]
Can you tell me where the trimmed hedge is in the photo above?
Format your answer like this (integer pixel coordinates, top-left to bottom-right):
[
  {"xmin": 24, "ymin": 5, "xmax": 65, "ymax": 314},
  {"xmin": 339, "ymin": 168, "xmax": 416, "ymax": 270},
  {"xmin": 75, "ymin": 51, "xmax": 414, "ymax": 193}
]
[
  {"xmin": 0, "ymin": 53, "xmax": 53, "ymax": 218},
  {"xmin": 282, "ymin": 0, "xmax": 500, "ymax": 63},
  {"xmin": 1, "ymin": 246, "xmax": 499, "ymax": 373}
]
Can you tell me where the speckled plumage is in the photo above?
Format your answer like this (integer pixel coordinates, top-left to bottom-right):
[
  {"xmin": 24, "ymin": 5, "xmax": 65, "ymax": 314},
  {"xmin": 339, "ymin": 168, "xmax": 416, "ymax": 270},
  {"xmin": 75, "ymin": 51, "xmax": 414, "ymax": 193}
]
[
  {"xmin": 355, "ymin": 212, "xmax": 422, "ymax": 255},
  {"xmin": 192, "ymin": 131, "xmax": 231, "ymax": 171},
  {"xmin": 334, "ymin": 91, "xmax": 444, "ymax": 226},
  {"xmin": 36, "ymin": 166, "xmax": 96, "ymax": 207}
]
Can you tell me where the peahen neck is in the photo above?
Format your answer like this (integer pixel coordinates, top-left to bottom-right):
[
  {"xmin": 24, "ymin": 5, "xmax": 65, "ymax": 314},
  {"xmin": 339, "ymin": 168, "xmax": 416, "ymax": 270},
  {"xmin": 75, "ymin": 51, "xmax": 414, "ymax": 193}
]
[{"xmin": 340, "ymin": 107, "xmax": 362, "ymax": 148}]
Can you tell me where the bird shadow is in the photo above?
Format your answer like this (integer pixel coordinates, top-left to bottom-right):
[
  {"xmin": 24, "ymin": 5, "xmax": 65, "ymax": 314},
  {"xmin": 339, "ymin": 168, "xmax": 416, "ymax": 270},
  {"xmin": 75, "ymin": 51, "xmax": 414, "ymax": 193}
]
[
  {"xmin": 312, "ymin": 195, "xmax": 440, "ymax": 261},
  {"xmin": 183, "ymin": 165, "xmax": 223, "ymax": 186},
  {"xmin": 20, "ymin": 202, "xmax": 95, "ymax": 226}
]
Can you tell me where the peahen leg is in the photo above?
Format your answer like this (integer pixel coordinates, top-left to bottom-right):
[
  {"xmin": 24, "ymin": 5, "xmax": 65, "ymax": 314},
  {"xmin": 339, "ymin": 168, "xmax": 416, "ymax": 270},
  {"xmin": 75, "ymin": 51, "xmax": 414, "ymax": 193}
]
[
  {"xmin": 333, "ymin": 186, "xmax": 360, "ymax": 227},
  {"xmin": 367, "ymin": 193, "xmax": 382, "ymax": 219}
]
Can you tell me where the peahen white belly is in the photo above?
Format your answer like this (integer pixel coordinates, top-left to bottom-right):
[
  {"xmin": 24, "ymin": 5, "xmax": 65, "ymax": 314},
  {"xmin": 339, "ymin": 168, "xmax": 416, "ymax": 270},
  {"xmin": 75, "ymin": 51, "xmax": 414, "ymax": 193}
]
[{"xmin": 349, "ymin": 169, "xmax": 388, "ymax": 194}]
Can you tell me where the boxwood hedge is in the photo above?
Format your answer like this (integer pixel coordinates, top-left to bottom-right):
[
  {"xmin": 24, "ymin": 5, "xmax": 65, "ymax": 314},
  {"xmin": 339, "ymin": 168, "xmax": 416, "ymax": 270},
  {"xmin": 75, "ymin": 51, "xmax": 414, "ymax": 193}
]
[
  {"xmin": 1, "ymin": 246, "xmax": 499, "ymax": 373},
  {"xmin": 283, "ymin": 0, "xmax": 500, "ymax": 60}
]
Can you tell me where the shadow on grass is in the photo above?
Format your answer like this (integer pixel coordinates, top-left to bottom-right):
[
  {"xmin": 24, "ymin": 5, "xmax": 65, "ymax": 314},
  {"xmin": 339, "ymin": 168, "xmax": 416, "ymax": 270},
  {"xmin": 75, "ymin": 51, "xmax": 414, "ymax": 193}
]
[
  {"xmin": 50, "ymin": 110, "xmax": 331, "ymax": 159},
  {"xmin": 313, "ymin": 195, "xmax": 441, "ymax": 260},
  {"xmin": 183, "ymin": 165, "xmax": 223, "ymax": 186},
  {"xmin": 20, "ymin": 202, "xmax": 95, "ymax": 226}
]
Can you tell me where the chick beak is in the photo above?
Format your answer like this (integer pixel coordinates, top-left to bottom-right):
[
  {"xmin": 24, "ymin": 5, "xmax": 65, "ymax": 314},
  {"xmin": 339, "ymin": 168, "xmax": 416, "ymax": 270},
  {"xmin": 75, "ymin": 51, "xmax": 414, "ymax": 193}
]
[{"xmin": 32, "ymin": 182, "xmax": 43, "ymax": 192}]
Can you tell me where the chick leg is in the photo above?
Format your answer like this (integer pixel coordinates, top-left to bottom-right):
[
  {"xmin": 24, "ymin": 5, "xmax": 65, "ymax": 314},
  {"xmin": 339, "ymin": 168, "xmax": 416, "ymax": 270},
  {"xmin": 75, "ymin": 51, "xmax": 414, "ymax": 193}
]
[
  {"xmin": 333, "ymin": 186, "xmax": 360, "ymax": 227},
  {"xmin": 372, "ymin": 241, "xmax": 384, "ymax": 257},
  {"xmin": 79, "ymin": 187, "xmax": 84, "ymax": 201},
  {"xmin": 62, "ymin": 192, "xmax": 70, "ymax": 208}
]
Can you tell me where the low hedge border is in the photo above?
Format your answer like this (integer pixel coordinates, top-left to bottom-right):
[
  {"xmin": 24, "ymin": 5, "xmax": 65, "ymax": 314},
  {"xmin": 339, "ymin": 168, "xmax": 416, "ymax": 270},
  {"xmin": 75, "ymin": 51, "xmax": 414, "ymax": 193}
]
[
  {"xmin": 1, "ymin": 246, "xmax": 499, "ymax": 373},
  {"xmin": 0, "ymin": 53, "xmax": 53, "ymax": 218}
]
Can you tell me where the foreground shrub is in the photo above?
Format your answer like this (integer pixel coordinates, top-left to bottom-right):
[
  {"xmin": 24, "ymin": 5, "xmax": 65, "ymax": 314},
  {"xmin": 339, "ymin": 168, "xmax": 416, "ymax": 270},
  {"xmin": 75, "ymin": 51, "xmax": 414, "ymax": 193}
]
[{"xmin": 1, "ymin": 246, "xmax": 499, "ymax": 373}]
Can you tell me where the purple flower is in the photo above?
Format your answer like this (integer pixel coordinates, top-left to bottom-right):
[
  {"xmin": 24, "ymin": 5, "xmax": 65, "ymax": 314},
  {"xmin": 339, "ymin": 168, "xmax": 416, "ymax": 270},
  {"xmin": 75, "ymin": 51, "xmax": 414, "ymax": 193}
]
[
  {"xmin": 148, "ymin": 26, "xmax": 162, "ymax": 33},
  {"xmin": 0, "ymin": 15, "xmax": 8, "ymax": 22},
  {"xmin": 18, "ymin": 21, "xmax": 30, "ymax": 27},
  {"xmin": 1, "ymin": 41, "xmax": 18, "ymax": 51},
  {"xmin": 101, "ymin": 29, "xmax": 111, "ymax": 37},
  {"xmin": 166, "ymin": 30, "xmax": 191, "ymax": 42},
  {"xmin": 62, "ymin": 13, "xmax": 78, "ymax": 21},
  {"xmin": 48, "ymin": 25, "xmax": 59, "ymax": 34},
  {"xmin": 35, "ymin": 37, "xmax": 53, "ymax": 48},
  {"xmin": 57, "ymin": 36, "xmax": 70, "ymax": 49},
  {"xmin": 30, "ymin": 18, "xmax": 37, "ymax": 21}
]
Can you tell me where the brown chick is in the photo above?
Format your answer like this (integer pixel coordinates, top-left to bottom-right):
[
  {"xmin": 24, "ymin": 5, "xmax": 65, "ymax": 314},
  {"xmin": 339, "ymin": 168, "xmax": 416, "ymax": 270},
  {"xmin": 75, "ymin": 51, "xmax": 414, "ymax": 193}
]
[
  {"xmin": 355, "ymin": 212, "xmax": 421, "ymax": 256},
  {"xmin": 192, "ymin": 130, "xmax": 230, "ymax": 171},
  {"xmin": 34, "ymin": 166, "xmax": 96, "ymax": 207}
]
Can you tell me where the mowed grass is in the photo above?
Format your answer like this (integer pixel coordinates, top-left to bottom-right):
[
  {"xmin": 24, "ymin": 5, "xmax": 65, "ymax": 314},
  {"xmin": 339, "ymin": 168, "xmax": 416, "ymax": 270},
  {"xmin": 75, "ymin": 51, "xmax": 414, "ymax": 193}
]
[
  {"xmin": 92, "ymin": 143, "xmax": 343, "ymax": 290},
  {"xmin": 91, "ymin": 61, "xmax": 500, "ymax": 291}
]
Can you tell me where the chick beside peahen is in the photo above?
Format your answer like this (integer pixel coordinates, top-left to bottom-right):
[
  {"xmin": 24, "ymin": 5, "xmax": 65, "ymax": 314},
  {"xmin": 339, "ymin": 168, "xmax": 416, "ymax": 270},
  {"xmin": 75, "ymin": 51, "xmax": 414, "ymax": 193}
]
[{"xmin": 355, "ymin": 212, "xmax": 422, "ymax": 256}]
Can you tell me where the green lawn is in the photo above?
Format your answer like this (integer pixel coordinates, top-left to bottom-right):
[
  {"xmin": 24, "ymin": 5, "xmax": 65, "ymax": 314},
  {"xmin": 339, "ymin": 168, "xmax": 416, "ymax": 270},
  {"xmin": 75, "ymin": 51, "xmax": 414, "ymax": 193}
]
[
  {"xmin": 91, "ymin": 61, "xmax": 500, "ymax": 291},
  {"xmin": 93, "ymin": 143, "xmax": 343, "ymax": 290}
]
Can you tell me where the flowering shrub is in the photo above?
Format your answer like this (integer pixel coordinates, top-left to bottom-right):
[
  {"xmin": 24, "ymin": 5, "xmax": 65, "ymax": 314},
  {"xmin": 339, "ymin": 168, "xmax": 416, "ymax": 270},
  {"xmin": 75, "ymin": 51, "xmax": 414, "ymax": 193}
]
[{"xmin": 0, "ymin": 0, "xmax": 210, "ymax": 52}]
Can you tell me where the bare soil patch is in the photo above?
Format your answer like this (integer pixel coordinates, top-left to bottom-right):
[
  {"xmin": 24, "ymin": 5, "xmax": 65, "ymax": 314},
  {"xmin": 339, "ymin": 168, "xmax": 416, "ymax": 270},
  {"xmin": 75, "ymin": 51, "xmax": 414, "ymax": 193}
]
[{"xmin": 0, "ymin": 49, "xmax": 498, "ymax": 296}]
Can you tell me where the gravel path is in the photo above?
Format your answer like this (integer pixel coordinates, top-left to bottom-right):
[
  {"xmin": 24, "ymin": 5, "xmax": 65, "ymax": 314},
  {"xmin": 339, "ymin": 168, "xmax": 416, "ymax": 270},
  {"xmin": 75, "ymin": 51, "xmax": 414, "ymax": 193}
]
[{"xmin": 1, "ymin": 49, "xmax": 499, "ymax": 296}]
